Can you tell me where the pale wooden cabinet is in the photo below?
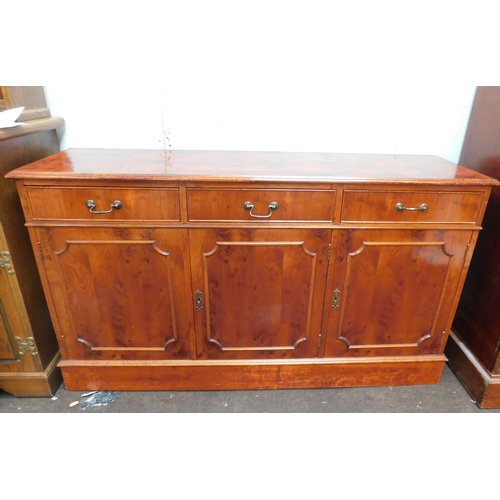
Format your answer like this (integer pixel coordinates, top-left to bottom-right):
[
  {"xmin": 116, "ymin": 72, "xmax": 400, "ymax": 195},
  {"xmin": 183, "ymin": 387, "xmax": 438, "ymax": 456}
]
[{"xmin": 5, "ymin": 149, "xmax": 498, "ymax": 391}]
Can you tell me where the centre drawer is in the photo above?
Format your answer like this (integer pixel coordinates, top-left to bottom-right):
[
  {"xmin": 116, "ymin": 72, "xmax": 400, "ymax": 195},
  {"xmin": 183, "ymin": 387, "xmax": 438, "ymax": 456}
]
[
  {"xmin": 341, "ymin": 190, "xmax": 484, "ymax": 224},
  {"xmin": 186, "ymin": 188, "xmax": 336, "ymax": 222},
  {"xmin": 26, "ymin": 186, "xmax": 181, "ymax": 221}
]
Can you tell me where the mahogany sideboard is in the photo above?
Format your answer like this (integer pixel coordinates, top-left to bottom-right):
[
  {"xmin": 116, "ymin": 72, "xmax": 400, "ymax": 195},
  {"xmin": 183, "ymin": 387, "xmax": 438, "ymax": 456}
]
[
  {"xmin": 447, "ymin": 86, "xmax": 500, "ymax": 408},
  {"xmin": 5, "ymin": 149, "xmax": 498, "ymax": 391}
]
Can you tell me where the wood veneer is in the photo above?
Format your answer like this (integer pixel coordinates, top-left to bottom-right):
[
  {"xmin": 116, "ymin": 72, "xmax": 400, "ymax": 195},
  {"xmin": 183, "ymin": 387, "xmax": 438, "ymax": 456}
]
[{"xmin": 6, "ymin": 149, "xmax": 498, "ymax": 391}]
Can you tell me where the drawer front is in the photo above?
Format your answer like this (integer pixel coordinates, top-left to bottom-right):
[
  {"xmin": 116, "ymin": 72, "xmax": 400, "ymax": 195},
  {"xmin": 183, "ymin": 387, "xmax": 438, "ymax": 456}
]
[
  {"xmin": 187, "ymin": 188, "xmax": 336, "ymax": 222},
  {"xmin": 26, "ymin": 187, "xmax": 181, "ymax": 221},
  {"xmin": 341, "ymin": 190, "xmax": 484, "ymax": 224}
]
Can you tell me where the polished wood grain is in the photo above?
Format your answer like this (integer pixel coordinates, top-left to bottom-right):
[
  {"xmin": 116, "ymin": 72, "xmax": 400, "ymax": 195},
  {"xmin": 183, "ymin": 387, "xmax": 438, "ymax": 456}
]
[
  {"xmin": 0, "ymin": 291, "xmax": 18, "ymax": 360},
  {"xmin": 0, "ymin": 353, "xmax": 62, "ymax": 397},
  {"xmin": 6, "ymin": 148, "xmax": 498, "ymax": 391},
  {"xmin": 26, "ymin": 186, "xmax": 181, "ymax": 221},
  {"xmin": 187, "ymin": 188, "xmax": 336, "ymax": 222},
  {"xmin": 0, "ymin": 222, "xmax": 25, "ymax": 362},
  {"xmin": 190, "ymin": 228, "xmax": 330, "ymax": 360},
  {"xmin": 324, "ymin": 229, "xmax": 472, "ymax": 358},
  {"xmin": 341, "ymin": 189, "xmax": 484, "ymax": 224},
  {"xmin": 58, "ymin": 356, "xmax": 446, "ymax": 391},
  {"xmin": 36, "ymin": 227, "xmax": 194, "ymax": 361},
  {"xmin": 447, "ymin": 86, "xmax": 500, "ymax": 407},
  {"xmin": 6, "ymin": 148, "xmax": 500, "ymax": 185}
]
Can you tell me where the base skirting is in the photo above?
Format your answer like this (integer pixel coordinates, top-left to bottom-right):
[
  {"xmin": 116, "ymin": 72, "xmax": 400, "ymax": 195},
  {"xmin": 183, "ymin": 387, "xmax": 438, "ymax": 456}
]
[
  {"xmin": 446, "ymin": 330, "xmax": 500, "ymax": 409},
  {"xmin": 0, "ymin": 352, "xmax": 63, "ymax": 397},
  {"xmin": 58, "ymin": 355, "xmax": 446, "ymax": 391}
]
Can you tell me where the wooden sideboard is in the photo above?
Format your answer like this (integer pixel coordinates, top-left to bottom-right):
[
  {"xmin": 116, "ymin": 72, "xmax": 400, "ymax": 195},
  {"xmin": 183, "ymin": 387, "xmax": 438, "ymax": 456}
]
[
  {"xmin": 0, "ymin": 90, "xmax": 64, "ymax": 396},
  {"xmin": 447, "ymin": 86, "xmax": 500, "ymax": 408},
  {"xmin": 5, "ymin": 149, "xmax": 498, "ymax": 391}
]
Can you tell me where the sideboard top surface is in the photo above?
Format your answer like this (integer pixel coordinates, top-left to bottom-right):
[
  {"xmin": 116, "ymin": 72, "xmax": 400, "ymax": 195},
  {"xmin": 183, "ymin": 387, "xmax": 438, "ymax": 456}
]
[{"xmin": 6, "ymin": 148, "xmax": 499, "ymax": 185}]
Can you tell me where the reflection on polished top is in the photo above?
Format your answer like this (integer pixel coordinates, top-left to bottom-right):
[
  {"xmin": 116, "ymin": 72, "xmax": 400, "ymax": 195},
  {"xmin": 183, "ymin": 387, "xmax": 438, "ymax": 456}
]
[{"xmin": 5, "ymin": 148, "xmax": 500, "ymax": 185}]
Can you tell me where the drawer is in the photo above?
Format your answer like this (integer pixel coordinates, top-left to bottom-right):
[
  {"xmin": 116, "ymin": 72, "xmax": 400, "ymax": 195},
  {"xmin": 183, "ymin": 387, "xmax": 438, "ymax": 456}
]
[
  {"xmin": 341, "ymin": 190, "xmax": 484, "ymax": 223},
  {"xmin": 26, "ymin": 186, "xmax": 181, "ymax": 221},
  {"xmin": 187, "ymin": 188, "xmax": 336, "ymax": 222}
]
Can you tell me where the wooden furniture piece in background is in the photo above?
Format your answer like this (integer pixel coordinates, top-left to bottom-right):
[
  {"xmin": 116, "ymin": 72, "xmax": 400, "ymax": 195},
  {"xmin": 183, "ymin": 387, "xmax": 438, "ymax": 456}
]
[
  {"xmin": 447, "ymin": 86, "xmax": 500, "ymax": 408},
  {"xmin": 0, "ymin": 86, "xmax": 52, "ymax": 122},
  {"xmin": 0, "ymin": 86, "xmax": 64, "ymax": 396},
  {"xmin": 6, "ymin": 149, "xmax": 498, "ymax": 391}
]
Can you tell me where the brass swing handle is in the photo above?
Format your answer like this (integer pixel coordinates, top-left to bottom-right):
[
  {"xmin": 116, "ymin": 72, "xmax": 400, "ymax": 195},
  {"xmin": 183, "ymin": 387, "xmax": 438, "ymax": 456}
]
[
  {"xmin": 85, "ymin": 199, "xmax": 123, "ymax": 214},
  {"xmin": 394, "ymin": 202, "xmax": 428, "ymax": 212},
  {"xmin": 243, "ymin": 201, "xmax": 279, "ymax": 218}
]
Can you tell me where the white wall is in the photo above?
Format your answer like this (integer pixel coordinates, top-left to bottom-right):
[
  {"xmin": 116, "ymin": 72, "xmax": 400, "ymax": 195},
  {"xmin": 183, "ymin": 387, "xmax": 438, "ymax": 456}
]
[
  {"xmin": 45, "ymin": 83, "xmax": 476, "ymax": 162},
  {"xmin": 36, "ymin": 1, "xmax": 493, "ymax": 163}
]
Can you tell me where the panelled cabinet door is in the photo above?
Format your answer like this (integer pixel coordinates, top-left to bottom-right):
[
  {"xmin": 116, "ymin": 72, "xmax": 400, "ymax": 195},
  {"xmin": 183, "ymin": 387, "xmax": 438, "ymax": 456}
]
[
  {"xmin": 0, "ymin": 222, "xmax": 40, "ymax": 370},
  {"xmin": 36, "ymin": 227, "xmax": 194, "ymax": 360},
  {"xmin": 190, "ymin": 228, "xmax": 331, "ymax": 359},
  {"xmin": 324, "ymin": 229, "xmax": 472, "ymax": 357},
  {"xmin": 0, "ymin": 230, "xmax": 19, "ymax": 362}
]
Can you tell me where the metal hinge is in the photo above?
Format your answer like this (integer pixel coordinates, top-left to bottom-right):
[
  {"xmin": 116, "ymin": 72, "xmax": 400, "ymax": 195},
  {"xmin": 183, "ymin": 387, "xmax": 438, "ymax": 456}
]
[
  {"xmin": 327, "ymin": 244, "xmax": 332, "ymax": 261},
  {"xmin": 464, "ymin": 243, "xmax": 471, "ymax": 263},
  {"xmin": 440, "ymin": 331, "xmax": 446, "ymax": 345},
  {"xmin": 0, "ymin": 251, "xmax": 15, "ymax": 275},
  {"xmin": 37, "ymin": 242, "xmax": 44, "ymax": 260},
  {"xmin": 61, "ymin": 335, "xmax": 68, "ymax": 350},
  {"xmin": 318, "ymin": 333, "xmax": 322, "ymax": 348},
  {"xmin": 15, "ymin": 336, "xmax": 38, "ymax": 356}
]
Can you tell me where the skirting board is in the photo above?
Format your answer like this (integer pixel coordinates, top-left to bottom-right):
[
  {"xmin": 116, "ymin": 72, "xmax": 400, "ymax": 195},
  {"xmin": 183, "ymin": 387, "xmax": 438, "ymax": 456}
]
[
  {"xmin": 0, "ymin": 352, "xmax": 63, "ymax": 397},
  {"xmin": 446, "ymin": 330, "xmax": 500, "ymax": 409},
  {"xmin": 59, "ymin": 355, "xmax": 446, "ymax": 391}
]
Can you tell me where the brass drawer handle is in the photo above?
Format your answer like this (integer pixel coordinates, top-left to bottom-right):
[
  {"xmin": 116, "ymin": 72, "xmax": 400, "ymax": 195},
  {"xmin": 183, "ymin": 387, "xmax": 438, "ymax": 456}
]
[
  {"xmin": 394, "ymin": 202, "xmax": 428, "ymax": 212},
  {"xmin": 85, "ymin": 199, "xmax": 123, "ymax": 214},
  {"xmin": 243, "ymin": 201, "xmax": 279, "ymax": 218}
]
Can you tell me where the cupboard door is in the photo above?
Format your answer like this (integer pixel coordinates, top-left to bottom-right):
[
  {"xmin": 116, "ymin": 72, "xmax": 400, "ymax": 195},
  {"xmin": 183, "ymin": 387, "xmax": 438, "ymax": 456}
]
[
  {"xmin": 190, "ymin": 228, "xmax": 331, "ymax": 359},
  {"xmin": 0, "ymin": 226, "xmax": 19, "ymax": 362},
  {"xmin": 324, "ymin": 229, "xmax": 472, "ymax": 357},
  {"xmin": 0, "ymin": 222, "xmax": 40, "ymax": 370},
  {"xmin": 36, "ymin": 227, "xmax": 194, "ymax": 360}
]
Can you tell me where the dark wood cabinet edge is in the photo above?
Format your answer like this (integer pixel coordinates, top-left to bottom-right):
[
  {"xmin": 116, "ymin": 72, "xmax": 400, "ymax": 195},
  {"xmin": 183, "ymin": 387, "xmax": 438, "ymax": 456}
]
[
  {"xmin": 446, "ymin": 330, "xmax": 500, "ymax": 408},
  {"xmin": 0, "ymin": 117, "xmax": 65, "ymax": 142}
]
